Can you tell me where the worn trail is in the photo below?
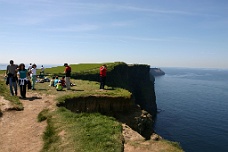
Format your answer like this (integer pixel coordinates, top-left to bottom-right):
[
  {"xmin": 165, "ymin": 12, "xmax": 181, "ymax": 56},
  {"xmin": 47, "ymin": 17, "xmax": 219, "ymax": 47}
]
[{"xmin": 0, "ymin": 92, "xmax": 54, "ymax": 152}]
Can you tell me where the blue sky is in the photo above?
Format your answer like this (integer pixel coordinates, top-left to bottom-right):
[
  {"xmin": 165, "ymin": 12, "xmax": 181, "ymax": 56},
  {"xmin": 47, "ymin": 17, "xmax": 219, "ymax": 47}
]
[{"xmin": 0, "ymin": 0, "xmax": 227, "ymax": 68}]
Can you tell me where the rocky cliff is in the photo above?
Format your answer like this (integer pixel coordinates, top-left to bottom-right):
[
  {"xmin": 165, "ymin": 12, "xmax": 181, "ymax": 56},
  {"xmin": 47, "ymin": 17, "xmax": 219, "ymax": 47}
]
[{"xmin": 74, "ymin": 62, "xmax": 157, "ymax": 117}]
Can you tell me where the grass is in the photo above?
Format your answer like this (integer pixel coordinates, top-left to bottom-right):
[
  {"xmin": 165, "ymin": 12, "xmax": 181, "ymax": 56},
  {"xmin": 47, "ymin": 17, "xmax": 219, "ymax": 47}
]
[
  {"xmin": 0, "ymin": 75, "xmax": 23, "ymax": 110},
  {"xmin": 33, "ymin": 78, "xmax": 131, "ymax": 106},
  {"xmin": 1, "ymin": 63, "xmax": 184, "ymax": 151},
  {"xmin": 38, "ymin": 62, "xmax": 125, "ymax": 76},
  {"xmin": 41, "ymin": 107, "xmax": 123, "ymax": 152},
  {"xmin": 38, "ymin": 108, "xmax": 50, "ymax": 122},
  {"xmin": 34, "ymin": 77, "xmax": 129, "ymax": 151}
]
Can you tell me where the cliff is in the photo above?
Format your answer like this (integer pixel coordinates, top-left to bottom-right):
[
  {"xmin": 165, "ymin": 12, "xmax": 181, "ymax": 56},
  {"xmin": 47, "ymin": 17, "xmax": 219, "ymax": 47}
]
[
  {"xmin": 150, "ymin": 68, "xmax": 165, "ymax": 76},
  {"xmin": 73, "ymin": 62, "xmax": 157, "ymax": 117}
]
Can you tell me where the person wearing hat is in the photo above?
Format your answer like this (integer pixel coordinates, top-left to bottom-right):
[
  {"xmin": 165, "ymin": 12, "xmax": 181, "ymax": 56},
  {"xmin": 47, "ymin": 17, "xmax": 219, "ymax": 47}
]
[
  {"xmin": 64, "ymin": 63, "xmax": 71, "ymax": 90},
  {"xmin": 5, "ymin": 60, "xmax": 18, "ymax": 96}
]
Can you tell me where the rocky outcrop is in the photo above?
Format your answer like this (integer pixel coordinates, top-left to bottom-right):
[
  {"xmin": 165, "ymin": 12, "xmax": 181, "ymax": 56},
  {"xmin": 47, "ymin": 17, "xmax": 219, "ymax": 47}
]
[
  {"xmin": 74, "ymin": 62, "xmax": 157, "ymax": 117},
  {"xmin": 150, "ymin": 68, "xmax": 165, "ymax": 76}
]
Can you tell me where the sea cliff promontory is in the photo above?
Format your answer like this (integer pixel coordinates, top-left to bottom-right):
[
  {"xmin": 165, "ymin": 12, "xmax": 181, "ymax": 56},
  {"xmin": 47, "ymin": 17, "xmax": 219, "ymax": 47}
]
[
  {"xmin": 74, "ymin": 62, "xmax": 157, "ymax": 117},
  {"xmin": 150, "ymin": 67, "xmax": 165, "ymax": 76}
]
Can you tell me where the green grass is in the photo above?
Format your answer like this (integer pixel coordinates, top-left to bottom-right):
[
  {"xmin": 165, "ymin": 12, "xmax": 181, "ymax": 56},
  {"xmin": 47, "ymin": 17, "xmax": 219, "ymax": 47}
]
[
  {"xmin": 41, "ymin": 107, "xmax": 123, "ymax": 152},
  {"xmin": 0, "ymin": 77, "xmax": 23, "ymax": 110},
  {"xmin": 38, "ymin": 62, "xmax": 125, "ymax": 76},
  {"xmin": 33, "ymin": 79, "xmax": 131, "ymax": 106},
  {"xmin": 38, "ymin": 108, "xmax": 50, "ymax": 122}
]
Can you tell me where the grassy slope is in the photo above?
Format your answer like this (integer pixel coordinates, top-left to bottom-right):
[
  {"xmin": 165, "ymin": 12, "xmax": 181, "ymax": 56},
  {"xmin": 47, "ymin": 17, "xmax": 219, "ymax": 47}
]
[
  {"xmin": 35, "ymin": 76, "xmax": 127, "ymax": 152},
  {"xmin": 1, "ymin": 63, "xmax": 183, "ymax": 151}
]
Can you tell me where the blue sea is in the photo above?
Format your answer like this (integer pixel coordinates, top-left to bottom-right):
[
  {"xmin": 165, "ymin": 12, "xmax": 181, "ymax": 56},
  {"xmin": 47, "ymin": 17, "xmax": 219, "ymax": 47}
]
[{"xmin": 154, "ymin": 67, "xmax": 228, "ymax": 152}]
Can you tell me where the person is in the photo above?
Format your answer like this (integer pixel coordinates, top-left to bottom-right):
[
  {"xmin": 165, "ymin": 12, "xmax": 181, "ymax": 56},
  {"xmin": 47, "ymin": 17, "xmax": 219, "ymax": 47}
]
[
  {"xmin": 17, "ymin": 63, "xmax": 29, "ymax": 98},
  {"xmin": 61, "ymin": 76, "xmax": 66, "ymax": 87},
  {"xmin": 99, "ymin": 64, "xmax": 107, "ymax": 90},
  {"xmin": 28, "ymin": 63, "xmax": 32, "ymax": 71},
  {"xmin": 64, "ymin": 63, "xmax": 71, "ymax": 90},
  {"xmin": 54, "ymin": 76, "xmax": 59, "ymax": 87},
  {"xmin": 49, "ymin": 76, "xmax": 55, "ymax": 87},
  {"xmin": 30, "ymin": 64, "xmax": 37, "ymax": 90},
  {"xmin": 56, "ymin": 80, "xmax": 63, "ymax": 91},
  {"xmin": 40, "ymin": 65, "xmax": 45, "ymax": 78},
  {"xmin": 5, "ymin": 60, "xmax": 18, "ymax": 96}
]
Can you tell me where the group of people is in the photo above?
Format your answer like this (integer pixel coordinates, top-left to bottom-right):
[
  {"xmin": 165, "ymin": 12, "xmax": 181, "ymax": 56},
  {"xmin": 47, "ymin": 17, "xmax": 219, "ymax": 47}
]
[
  {"xmin": 5, "ymin": 60, "xmax": 107, "ymax": 98},
  {"xmin": 5, "ymin": 60, "xmax": 38, "ymax": 98},
  {"xmin": 50, "ymin": 63, "xmax": 73, "ymax": 91},
  {"xmin": 49, "ymin": 76, "xmax": 66, "ymax": 91}
]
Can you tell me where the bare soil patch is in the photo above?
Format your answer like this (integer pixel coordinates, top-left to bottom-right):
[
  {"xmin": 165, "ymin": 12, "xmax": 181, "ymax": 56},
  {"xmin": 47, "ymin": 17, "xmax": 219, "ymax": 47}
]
[{"xmin": 0, "ymin": 92, "xmax": 55, "ymax": 152}]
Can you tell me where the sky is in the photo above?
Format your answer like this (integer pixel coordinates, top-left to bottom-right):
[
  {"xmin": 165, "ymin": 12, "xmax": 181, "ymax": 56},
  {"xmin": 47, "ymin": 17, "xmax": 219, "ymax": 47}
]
[{"xmin": 0, "ymin": 0, "xmax": 228, "ymax": 68}]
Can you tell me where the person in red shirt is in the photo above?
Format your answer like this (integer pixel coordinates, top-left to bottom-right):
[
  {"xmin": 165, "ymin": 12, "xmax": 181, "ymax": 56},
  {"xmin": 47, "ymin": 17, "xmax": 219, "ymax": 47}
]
[
  {"xmin": 99, "ymin": 64, "xmax": 107, "ymax": 89},
  {"xmin": 64, "ymin": 63, "xmax": 71, "ymax": 90}
]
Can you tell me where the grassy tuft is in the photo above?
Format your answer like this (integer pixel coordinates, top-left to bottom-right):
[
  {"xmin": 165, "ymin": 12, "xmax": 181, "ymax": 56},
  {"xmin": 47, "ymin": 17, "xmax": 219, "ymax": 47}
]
[
  {"xmin": 38, "ymin": 108, "xmax": 50, "ymax": 122},
  {"xmin": 0, "ymin": 78, "xmax": 23, "ymax": 110},
  {"xmin": 42, "ymin": 116, "xmax": 59, "ymax": 152}
]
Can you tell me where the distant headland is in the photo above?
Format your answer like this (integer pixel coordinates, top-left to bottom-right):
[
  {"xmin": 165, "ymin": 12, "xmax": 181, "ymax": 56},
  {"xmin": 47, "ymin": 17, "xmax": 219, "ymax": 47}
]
[{"xmin": 150, "ymin": 68, "xmax": 165, "ymax": 76}]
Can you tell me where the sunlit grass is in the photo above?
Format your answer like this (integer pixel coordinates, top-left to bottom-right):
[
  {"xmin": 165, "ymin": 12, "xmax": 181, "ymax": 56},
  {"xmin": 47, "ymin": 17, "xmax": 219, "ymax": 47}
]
[
  {"xmin": 0, "ymin": 76, "xmax": 23, "ymax": 110},
  {"xmin": 41, "ymin": 107, "xmax": 123, "ymax": 152}
]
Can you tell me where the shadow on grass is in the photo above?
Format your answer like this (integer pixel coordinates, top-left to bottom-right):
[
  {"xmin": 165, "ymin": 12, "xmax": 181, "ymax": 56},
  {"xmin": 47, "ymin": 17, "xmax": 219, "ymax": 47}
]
[
  {"xmin": 37, "ymin": 88, "xmax": 48, "ymax": 91},
  {"xmin": 70, "ymin": 89, "xmax": 84, "ymax": 91}
]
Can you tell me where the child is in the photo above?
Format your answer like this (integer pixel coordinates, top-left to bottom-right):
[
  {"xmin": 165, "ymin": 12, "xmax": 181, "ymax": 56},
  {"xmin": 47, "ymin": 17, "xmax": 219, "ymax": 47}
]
[
  {"xmin": 54, "ymin": 76, "xmax": 59, "ymax": 87},
  {"xmin": 49, "ymin": 76, "xmax": 55, "ymax": 87},
  {"xmin": 61, "ymin": 76, "xmax": 66, "ymax": 87},
  {"xmin": 56, "ymin": 80, "xmax": 63, "ymax": 91}
]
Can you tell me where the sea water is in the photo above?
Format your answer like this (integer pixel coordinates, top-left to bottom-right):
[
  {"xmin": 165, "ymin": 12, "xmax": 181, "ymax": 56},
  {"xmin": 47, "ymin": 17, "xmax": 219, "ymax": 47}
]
[{"xmin": 154, "ymin": 67, "xmax": 228, "ymax": 152}]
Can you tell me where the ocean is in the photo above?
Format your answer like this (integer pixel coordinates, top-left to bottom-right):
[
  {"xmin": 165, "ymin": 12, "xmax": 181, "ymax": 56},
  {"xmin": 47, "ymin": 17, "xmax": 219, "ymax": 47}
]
[{"xmin": 153, "ymin": 67, "xmax": 228, "ymax": 152}]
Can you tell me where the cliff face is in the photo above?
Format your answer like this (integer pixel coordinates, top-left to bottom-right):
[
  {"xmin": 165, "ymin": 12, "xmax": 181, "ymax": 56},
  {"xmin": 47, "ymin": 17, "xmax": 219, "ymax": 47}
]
[
  {"xmin": 150, "ymin": 68, "xmax": 165, "ymax": 76},
  {"xmin": 75, "ymin": 62, "xmax": 157, "ymax": 117}
]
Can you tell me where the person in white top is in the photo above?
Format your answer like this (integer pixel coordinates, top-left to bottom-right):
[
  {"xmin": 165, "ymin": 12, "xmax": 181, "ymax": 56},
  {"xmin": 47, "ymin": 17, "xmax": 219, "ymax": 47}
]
[
  {"xmin": 30, "ymin": 64, "xmax": 37, "ymax": 90},
  {"xmin": 28, "ymin": 63, "xmax": 32, "ymax": 71}
]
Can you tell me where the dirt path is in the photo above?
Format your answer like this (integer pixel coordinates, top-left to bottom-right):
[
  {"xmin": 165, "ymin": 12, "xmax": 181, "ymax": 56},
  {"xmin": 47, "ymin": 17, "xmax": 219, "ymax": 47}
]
[
  {"xmin": 0, "ymin": 92, "xmax": 179, "ymax": 152},
  {"xmin": 0, "ymin": 92, "xmax": 55, "ymax": 152}
]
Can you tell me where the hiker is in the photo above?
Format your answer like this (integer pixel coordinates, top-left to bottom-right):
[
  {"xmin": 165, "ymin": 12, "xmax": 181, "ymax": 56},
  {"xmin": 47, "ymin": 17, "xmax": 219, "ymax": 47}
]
[
  {"xmin": 64, "ymin": 63, "xmax": 71, "ymax": 90},
  {"xmin": 40, "ymin": 65, "xmax": 45, "ymax": 78},
  {"xmin": 99, "ymin": 64, "xmax": 107, "ymax": 90},
  {"xmin": 17, "ymin": 63, "xmax": 29, "ymax": 99},
  {"xmin": 5, "ymin": 60, "xmax": 18, "ymax": 96},
  {"xmin": 30, "ymin": 64, "xmax": 37, "ymax": 90},
  {"xmin": 28, "ymin": 63, "xmax": 32, "ymax": 71}
]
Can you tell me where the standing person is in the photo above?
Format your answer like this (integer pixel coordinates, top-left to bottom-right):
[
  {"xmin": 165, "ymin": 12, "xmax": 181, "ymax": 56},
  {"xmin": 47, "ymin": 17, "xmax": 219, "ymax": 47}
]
[
  {"xmin": 64, "ymin": 63, "xmax": 71, "ymax": 90},
  {"xmin": 28, "ymin": 63, "xmax": 32, "ymax": 71},
  {"xmin": 17, "ymin": 63, "xmax": 29, "ymax": 98},
  {"xmin": 30, "ymin": 64, "xmax": 37, "ymax": 90},
  {"xmin": 40, "ymin": 65, "xmax": 45, "ymax": 78},
  {"xmin": 5, "ymin": 60, "xmax": 18, "ymax": 96},
  {"xmin": 99, "ymin": 64, "xmax": 107, "ymax": 90}
]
